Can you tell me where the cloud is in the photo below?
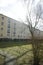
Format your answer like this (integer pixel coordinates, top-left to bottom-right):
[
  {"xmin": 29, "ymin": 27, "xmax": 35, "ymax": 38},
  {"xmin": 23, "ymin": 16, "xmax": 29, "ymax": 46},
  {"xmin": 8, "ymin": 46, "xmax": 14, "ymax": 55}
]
[
  {"xmin": 0, "ymin": 0, "xmax": 42, "ymax": 21},
  {"xmin": 0, "ymin": 0, "xmax": 17, "ymax": 7},
  {"xmin": 0, "ymin": 0, "xmax": 27, "ymax": 21}
]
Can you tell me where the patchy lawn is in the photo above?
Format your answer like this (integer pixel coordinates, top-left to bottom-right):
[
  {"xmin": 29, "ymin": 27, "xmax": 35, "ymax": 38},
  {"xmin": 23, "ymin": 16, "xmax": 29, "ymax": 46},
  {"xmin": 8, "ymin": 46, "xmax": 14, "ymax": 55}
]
[{"xmin": 0, "ymin": 41, "xmax": 43, "ymax": 65}]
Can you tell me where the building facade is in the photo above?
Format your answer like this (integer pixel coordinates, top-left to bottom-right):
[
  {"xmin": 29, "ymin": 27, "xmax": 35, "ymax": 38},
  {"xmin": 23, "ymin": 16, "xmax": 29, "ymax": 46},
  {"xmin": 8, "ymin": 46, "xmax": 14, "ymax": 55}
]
[
  {"xmin": 34, "ymin": 29, "xmax": 43, "ymax": 39},
  {"xmin": 0, "ymin": 14, "xmax": 31, "ymax": 39}
]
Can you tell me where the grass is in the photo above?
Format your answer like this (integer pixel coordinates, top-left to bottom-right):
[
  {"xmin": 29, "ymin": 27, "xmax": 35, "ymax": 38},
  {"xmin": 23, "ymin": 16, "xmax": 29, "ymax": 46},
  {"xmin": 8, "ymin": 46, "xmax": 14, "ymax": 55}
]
[
  {"xmin": 0, "ymin": 41, "xmax": 33, "ymax": 65},
  {"xmin": 0, "ymin": 41, "xmax": 43, "ymax": 65}
]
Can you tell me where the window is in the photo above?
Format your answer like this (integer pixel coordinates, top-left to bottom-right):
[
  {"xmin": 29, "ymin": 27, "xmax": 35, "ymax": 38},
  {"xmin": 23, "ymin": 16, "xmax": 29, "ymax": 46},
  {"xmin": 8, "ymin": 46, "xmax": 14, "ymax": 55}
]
[
  {"xmin": 13, "ymin": 32, "xmax": 16, "ymax": 34},
  {"xmin": 14, "ymin": 23, "xmax": 16, "ymax": 29},
  {"xmin": 8, "ymin": 19, "xmax": 10, "ymax": 23},
  {"xmin": 8, "ymin": 24, "xmax": 10, "ymax": 28},
  {"xmin": 18, "ymin": 35, "xmax": 19, "ymax": 38},
  {"xmin": 14, "ymin": 28, "xmax": 16, "ymax": 31},
  {"xmin": 24, "ymin": 36, "xmax": 25, "ymax": 38},
  {"xmin": 8, "ymin": 20, "xmax": 10, "ymax": 23},
  {"xmin": 7, "ymin": 29, "xmax": 10, "ymax": 33},
  {"xmin": 1, "ymin": 34, "xmax": 3, "ymax": 36},
  {"xmin": 14, "ymin": 25, "xmax": 16, "ymax": 31},
  {"xmin": 1, "ymin": 27, "xmax": 3, "ymax": 30},
  {"xmin": 1, "ymin": 22, "xmax": 4, "ymax": 25},
  {"xmin": 13, "ymin": 32, "xmax": 16, "ymax": 36},
  {"xmin": 2, "ymin": 17, "xmax": 4, "ymax": 20},
  {"xmin": 7, "ymin": 33, "xmax": 10, "ymax": 36},
  {"xmin": 14, "ymin": 34, "xmax": 15, "ymax": 36},
  {"xmin": 14, "ymin": 23, "xmax": 16, "ymax": 25}
]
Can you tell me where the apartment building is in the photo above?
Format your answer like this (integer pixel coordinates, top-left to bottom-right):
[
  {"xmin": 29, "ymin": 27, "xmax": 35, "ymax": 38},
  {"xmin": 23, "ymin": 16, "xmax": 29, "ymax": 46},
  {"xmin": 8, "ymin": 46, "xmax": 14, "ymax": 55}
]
[
  {"xmin": 0, "ymin": 14, "xmax": 31, "ymax": 39},
  {"xmin": 34, "ymin": 29, "xmax": 43, "ymax": 39}
]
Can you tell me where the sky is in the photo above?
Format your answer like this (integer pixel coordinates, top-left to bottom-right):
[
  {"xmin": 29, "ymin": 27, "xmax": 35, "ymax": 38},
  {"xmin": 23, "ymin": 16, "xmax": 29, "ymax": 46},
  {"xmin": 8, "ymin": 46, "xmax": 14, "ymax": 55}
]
[
  {"xmin": 0, "ymin": 0, "xmax": 40, "ymax": 21},
  {"xmin": 0, "ymin": 0, "xmax": 43, "ymax": 30},
  {"xmin": 0, "ymin": 0, "xmax": 27, "ymax": 21},
  {"xmin": 0, "ymin": 0, "xmax": 41, "ymax": 21}
]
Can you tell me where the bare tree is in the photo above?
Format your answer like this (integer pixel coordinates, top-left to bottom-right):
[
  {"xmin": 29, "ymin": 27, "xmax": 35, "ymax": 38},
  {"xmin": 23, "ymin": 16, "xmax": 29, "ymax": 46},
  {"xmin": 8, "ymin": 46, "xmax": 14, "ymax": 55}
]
[{"xmin": 23, "ymin": 0, "xmax": 43, "ymax": 65}]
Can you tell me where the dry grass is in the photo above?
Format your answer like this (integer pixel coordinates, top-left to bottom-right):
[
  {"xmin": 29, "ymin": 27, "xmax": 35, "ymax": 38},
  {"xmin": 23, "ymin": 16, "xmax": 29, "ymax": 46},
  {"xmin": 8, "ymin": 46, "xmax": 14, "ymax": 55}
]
[{"xmin": 0, "ymin": 41, "xmax": 43, "ymax": 65}]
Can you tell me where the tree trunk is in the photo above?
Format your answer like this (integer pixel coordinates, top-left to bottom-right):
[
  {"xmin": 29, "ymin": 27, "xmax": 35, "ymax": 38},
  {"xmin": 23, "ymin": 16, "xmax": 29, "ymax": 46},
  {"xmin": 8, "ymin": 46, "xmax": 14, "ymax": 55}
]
[
  {"xmin": 33, "ymin": 54, "xmax": 40, "ymax": 65},
  {"xmin": 32, "ymin": 39, "xmax": 40, "ymax": 65}
]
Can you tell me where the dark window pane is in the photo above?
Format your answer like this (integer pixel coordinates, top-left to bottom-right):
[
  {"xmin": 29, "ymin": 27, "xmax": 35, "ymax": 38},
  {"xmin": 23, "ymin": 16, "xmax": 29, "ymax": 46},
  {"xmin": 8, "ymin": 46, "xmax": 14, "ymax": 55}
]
[
  {"xmin": 18, "ymin": 35, "xmax": 19, "ymax": 37},
  {"xmin": 2, "ymin": 17, "xmax": 4, "ymax": 20},
  {"xmin": 1, "ymin": 22, "xmax": 4, "ymax": 25},
  {"xmin": 13, "ymin": 32, "xmax": 16, "ymax": 34},
  {"xmin": 1, "ymin": 27, "xmax": 3, "ymax": 30},
  {"xmin": 8, "ymin": 19, "xmax": 10, "ymax": 23},
  {"xmin": 7, "ymin": 29, "xmax": 10, "ymax": 33},
  {"xmin": 14, "ymin": 34, "xmax": 15, "ymax": 36},
  {"xmin": 8, "ymin": 25, "xmax": 10, "ymax": 28},
  {"xmin": 13, "ymin": 32, "xmax": 16, "ymax": 36},
  {"xmin": 7, "ymin": 33, "xmax": 10, "ymax": 36},
  {"xmin": 1, "ymin": 34, "xmax": 3, "ymax": 36}
]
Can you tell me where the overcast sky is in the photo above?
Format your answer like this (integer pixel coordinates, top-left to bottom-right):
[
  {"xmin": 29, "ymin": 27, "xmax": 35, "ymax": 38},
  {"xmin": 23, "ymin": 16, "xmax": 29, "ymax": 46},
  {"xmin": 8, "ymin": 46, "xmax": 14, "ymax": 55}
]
[
  {"xmin": 0, "ymin": 0, "xmax": 43, "ymax": 30},
  {"xmin": 0, "ymin": 0, "xmax": 27, "ymax": 21},
  {"xmin": 0, "ymin": 0, "xmax": 40, "ymax": 21}
]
